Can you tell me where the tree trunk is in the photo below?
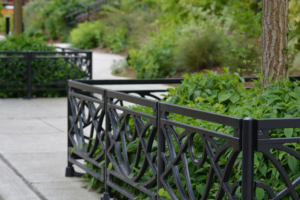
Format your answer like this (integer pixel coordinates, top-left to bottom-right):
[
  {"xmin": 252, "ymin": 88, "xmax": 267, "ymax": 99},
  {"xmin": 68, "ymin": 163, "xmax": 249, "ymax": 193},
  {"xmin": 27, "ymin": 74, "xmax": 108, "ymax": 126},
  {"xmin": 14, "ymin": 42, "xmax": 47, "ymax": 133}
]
[
  {"xmin": 13, "ymin": 0, "xmax": 23, "ymax": 35},
  {"xmin": 261, "ymin": 0, "xmax": 289, "ymax": 87}
]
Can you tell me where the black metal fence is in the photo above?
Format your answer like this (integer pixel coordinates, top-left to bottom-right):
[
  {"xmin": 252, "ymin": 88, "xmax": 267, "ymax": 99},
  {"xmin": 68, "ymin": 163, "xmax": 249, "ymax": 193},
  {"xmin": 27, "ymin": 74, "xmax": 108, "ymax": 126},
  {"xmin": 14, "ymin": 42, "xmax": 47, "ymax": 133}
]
[
  {"xmin": 65, "ymin": 0, "xmax": 120, "ymax": 25},
  {"xmin": 66, "ymin": 79, "xmax": 300, "ymax": 200},
  {"xmin": 0, "ymin": 49, "xmax": 92, "ymax": 98}
]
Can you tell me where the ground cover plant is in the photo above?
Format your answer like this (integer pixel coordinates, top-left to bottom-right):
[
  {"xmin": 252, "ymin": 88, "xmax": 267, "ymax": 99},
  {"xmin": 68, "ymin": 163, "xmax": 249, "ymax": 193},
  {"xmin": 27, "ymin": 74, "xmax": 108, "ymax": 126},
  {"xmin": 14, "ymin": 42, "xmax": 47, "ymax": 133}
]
[
  {"xmin": 78, "ymin": 68, "xmax": 300, "ymax": 199},
  {"xmin": 0, "ymin": 34, "xmax": 85, "ymax": 98}
]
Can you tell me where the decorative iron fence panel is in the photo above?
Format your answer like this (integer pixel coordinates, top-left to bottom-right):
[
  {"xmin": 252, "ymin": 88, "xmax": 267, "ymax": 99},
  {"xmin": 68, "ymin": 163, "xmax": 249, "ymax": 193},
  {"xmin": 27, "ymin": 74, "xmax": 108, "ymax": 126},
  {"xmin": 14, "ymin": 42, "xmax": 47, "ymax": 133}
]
[
  {"xmin": 66, "ymin": 78, "xmax": 300, "ymax": 200},
  {"xmin": 159, "ymin": 102, "xmax": 243, "ymax": 200},
  {"xmin": 255, "ymin": 119, "xmax": 300, "ymax": 199},
  {"xmin": 0, "ymin": 50, "xmax": 92, "ymax": 98}
]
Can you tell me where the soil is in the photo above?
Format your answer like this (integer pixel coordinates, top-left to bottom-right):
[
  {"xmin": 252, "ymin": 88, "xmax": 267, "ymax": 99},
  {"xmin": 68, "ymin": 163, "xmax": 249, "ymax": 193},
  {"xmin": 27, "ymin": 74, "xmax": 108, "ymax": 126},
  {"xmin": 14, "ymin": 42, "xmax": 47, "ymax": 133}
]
[{"xmin": 47, "ymin": 37, "xmax": 62, "ymax": 44}]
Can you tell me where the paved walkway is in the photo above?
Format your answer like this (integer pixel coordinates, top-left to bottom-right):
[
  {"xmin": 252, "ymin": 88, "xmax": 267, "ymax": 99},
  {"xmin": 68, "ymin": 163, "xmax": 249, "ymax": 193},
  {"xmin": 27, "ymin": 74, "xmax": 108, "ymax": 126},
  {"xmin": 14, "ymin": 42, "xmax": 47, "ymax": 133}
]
[
  {"xmin": 0, "ymin": 44, "xmax": 170, "ymax": 200},
  {"xmin": 0, "ymin": 35, "xmax": 5, "ymax": 41}
]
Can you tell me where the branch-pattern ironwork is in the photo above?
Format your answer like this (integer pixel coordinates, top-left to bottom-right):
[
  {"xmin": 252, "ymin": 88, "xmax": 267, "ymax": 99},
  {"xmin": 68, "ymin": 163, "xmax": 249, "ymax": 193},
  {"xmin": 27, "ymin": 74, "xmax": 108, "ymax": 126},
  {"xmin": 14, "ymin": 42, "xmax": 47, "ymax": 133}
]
[
  {"xmin": 159, "ymin": 103, "xmax": 242, "ymax": 200},
  {"xmin": 67, "ymin": 81, "xmax": 106, "ymax": 180},
  {"xmin": 255, "ymin": 119, "xmax": 300, "ymax": 199},
  {"xmin": 106, "ymin": 90, "xmax": 158, "ymax": 199},
  {"xmin": 66, "ymin": 79, "xmax": 300, "ymax": 200}
]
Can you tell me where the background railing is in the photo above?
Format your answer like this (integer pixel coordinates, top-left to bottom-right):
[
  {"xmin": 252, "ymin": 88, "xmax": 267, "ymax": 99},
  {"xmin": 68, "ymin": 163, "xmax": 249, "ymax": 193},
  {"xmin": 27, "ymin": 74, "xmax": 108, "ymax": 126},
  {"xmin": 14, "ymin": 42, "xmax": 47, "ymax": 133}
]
[
  {"xmin": 65, "ymin": 0, "xmax": 121, "ymax": 25},
  {"xmin": 0, "ymin": 50, "xmax": 92, "ymax": 98}
]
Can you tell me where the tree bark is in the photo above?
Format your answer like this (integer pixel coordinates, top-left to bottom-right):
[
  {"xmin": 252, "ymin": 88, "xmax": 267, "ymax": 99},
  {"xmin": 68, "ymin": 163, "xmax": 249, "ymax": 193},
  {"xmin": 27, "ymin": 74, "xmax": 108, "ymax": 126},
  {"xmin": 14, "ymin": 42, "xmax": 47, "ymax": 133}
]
[
  {"xmin": 13, "ymin": 0, "xmax": 23, "ymax": 35},
  {"xmin": 261, "ymin": 0, "xmax": 289, "ymax": 87}
]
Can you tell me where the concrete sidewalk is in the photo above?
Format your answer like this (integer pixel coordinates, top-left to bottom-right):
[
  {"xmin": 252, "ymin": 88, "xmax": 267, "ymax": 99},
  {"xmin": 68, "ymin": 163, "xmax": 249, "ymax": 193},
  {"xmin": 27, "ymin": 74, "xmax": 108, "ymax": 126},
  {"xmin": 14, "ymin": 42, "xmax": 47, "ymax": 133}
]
[{"xmin": 0, "ymin": 46, "xmax": 170, "ymax": 200}]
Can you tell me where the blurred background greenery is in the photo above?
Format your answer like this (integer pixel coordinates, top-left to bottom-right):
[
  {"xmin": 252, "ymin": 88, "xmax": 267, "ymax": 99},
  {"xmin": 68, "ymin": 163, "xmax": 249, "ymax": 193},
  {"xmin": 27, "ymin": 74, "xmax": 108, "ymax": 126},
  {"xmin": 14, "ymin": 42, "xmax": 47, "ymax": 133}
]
[{"xmin": 0, "ymin": 0, "xmax": 299, "ymax": 78}]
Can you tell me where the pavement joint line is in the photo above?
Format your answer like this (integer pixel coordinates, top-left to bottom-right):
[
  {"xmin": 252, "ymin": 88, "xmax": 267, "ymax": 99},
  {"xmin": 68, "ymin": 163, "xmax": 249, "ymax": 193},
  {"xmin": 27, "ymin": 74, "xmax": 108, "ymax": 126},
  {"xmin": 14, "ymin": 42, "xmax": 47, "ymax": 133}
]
[
  {"xmin": 0, "ymin": 153, "xmax": 47, "ymax": 200},
  {"xmin": 38, "ymin": 117, "xmax": 65, "ymax": 133}
]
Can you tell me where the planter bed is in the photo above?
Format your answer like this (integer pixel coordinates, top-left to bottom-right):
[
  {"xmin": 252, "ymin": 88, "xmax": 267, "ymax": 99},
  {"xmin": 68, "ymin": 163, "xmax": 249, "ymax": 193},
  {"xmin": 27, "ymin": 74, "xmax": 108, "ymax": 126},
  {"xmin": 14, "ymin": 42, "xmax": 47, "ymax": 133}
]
[{"xmin": 66, "ymin": 77, "xmax": 300, "ymax": 200}]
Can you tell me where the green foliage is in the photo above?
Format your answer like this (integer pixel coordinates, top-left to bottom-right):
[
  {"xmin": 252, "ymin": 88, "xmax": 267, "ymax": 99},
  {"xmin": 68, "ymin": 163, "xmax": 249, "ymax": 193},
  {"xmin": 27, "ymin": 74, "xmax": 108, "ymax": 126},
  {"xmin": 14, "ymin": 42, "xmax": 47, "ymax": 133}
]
[
  {"xmin": 125, "ymin": 0, "xmax": 262, "ymax": 78},
  {"xmin": 165, "ymin": 69, "xmax": 300, "ymax": 198},
  {"xmin": 287, "ymin": 0, "xmax": 300, "ymax": 75},
  {"xmin": 80, "ymin": 70, "xmax": 300, "ymax": 199},
  {"xmin": 23, "ymin": 0, "xmax": 48, "ymax": 39},
  {"xmin": 0, "ymin": 35, "xmax": 85, "ymax": 98},
  {"xmin": 0, "ymin": 34, "xmax": 53, "ymax": 51},
  {"xmin": 70, "ymin": 21, "xmax": 105, "ymax": 49},
  {"xmin": 42, "ymin": 0, "xmax": 82, "ymax": 39},
  {"xmin": 128, "ymin": 25, "xmax": 178, "ymax": 78},
  {"xmin": 175, "ymin": 28, "xmax": 225, "ymax": 71},
  {"xmin": 24, "ymin": 0, "xmax": 82, "ymax": 40},
  {"xmin": 103, "ymin": 26, "xmax": 128, "ymax": 53}
]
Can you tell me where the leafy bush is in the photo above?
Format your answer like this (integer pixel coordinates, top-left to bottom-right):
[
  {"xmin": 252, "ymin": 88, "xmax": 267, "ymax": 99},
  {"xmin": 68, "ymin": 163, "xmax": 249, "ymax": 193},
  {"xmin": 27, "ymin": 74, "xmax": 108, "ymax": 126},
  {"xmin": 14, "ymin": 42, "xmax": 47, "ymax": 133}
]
[
  {"xmin": 175, "ymin": 29, "xmax": 225, "ymax": 71},
  {"xmin": 128, "ymin": 25, "xmax": 178, "ymax": 78},
  {"xmin": 103, "ymin": 26, "xmax": 128, "ymax": 53},
  {"xmin": 70, "ymin": 21, "xmax": 105, "ymax": 49},
  {"xmin": 24, "ymin": 0, "xmax": 83, "ymax": 40},
  {"xmin": 0, "ymin": 34, "xmax": 54, "ymax": 51},
  {"xmin": 0, "ymin": 35, "xmax": 85, "ymax": 98},
  {"xmin": 23, "ymin": 0, "xmax": 48, "ymax": 37},
  {"xmin": 81, "ymin": 69, "xmax": 300, "ymax": 199},
  {"xmin": 288, "ymin": 0, "xmax": 300, "ymax": 74},
  {"xmin": 164, "ymin": 69, "xmax": 300, "ymax": 199},
  {"xmin": 175, "ymin": 23, "xmax": 226, "ymax": 71}
]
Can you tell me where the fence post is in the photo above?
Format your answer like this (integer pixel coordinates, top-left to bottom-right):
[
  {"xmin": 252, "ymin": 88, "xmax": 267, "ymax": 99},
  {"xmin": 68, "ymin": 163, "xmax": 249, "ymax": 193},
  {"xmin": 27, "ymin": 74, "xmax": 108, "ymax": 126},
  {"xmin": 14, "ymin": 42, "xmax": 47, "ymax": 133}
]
[
  {"xmin": 102, "ymin": 90, "xmax": 112, "ymax": 200},
  {"xmin": 157, "ymin": 102, "xmax": 165, "ymax": 200},
  {"xmin": 25, "ymin": 52, "xmax": 32, "ymax": 99},
  {"xmin": 65, "ymin": 86, "xmax": 75, "ymax": 176},
  {"xmin": 242, "ymin": 118, "xmax": 255, "ymax": 199},
  {"xmin": 89, "ymin": 51, "xmax": 93, "ymax": 79},
  {"xmin": 5, "ymin": 16, "xmax": 10, "ymax": 35}
]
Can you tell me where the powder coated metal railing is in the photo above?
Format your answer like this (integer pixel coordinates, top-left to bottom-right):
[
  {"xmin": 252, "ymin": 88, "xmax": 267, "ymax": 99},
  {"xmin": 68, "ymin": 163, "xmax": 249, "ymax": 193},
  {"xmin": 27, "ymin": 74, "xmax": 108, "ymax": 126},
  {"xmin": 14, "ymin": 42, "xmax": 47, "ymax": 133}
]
[
  {"xmin": 0, "ymin": 49, "xmax": 92, "ymax": 98},
  {"xmin": 66, "ymin": 78, "xmax": 300, "ymax": 200}
]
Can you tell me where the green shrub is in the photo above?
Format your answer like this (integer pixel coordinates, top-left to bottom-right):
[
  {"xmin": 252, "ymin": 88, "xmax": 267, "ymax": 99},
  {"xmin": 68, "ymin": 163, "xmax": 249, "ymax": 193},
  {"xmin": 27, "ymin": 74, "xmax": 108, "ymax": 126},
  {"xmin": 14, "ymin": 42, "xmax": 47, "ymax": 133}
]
[
  {"xmin": 104, "ymin": 26, "xmax": 128, "ymax": 53},
  {"xmin": 222, "ymin": 32, "xmax": 261, "ymax": 74},
  {"xmin": 0, "ymin": 35, "xmax": 85, "ymax": 98},
  {"xmin": 163, "ymin": 69, "xmax": 300, "ymax": 199},
  {"xmin": 0, "ymin": 34, "xmax": 54, "ymax": 51},
  {"xmin": 70, "ymin": 21, "xmax": 105, "ymax": 49},
  {"xmin": 23, "ymin": 0, "xmax": 47, "ymax": 37},
  {"xmin": 81, "ymin": 69, "xmax": 300, "ymax": 199},
  {"xmin": 24, "ymin": 0, "xmax": 83, "ymax": 40},
  {"xmin": 175, "ymin": 30, "xmax": 225, "ymax": 71},
  {"xmin": 128, "ymin": 25, "xmax": 178, "ymax": 78}
]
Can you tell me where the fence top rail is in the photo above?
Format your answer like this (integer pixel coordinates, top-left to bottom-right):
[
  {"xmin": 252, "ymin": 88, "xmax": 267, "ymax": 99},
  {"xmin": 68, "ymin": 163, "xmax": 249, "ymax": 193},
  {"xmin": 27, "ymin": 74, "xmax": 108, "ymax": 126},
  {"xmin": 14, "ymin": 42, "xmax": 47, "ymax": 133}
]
[
  {"xmin": 106, "ymin": 89, "xmax": 157, "ymax": 108},
  {"xmin": 68, "ymin": 80, "xmax": 105, "ymax": 95},
  {"xmin": 76, "ymin": 79, "xmax": 184, "ymax": 85},
  {"xmin": 243, "ymin": 76, "xmax": 300, "ymax": 82},
  {"xmin": 75, "ymin": 76, "xmax": 300, "ymax": 86},
  {"xmin": 160, "ymin": 102, "xmax": 242, "ymax": 128},
  {"xmin": 257, "ymin": 118, "xmax": 300, "ymax": 129},
  {"xmin": 0, "ymin": 50, "xmax": 92, "ymax": 54}
]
